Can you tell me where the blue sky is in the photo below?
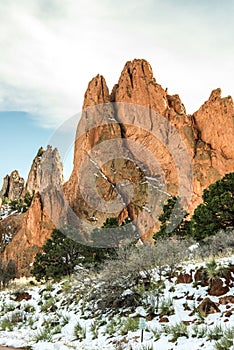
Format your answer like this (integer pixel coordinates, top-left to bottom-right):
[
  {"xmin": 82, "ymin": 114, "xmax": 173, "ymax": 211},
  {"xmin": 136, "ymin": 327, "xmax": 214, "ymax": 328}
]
[
  {"xmin": 0, "ymin": 111, "xmax": 76, "ymax": 183},
  {"xmin": 0, "ymin": 0, "xmax": 234, "ymax": 185},
  {"xmin": 0, "ymin": 112, "xmax": 54, "ymax": 181}
]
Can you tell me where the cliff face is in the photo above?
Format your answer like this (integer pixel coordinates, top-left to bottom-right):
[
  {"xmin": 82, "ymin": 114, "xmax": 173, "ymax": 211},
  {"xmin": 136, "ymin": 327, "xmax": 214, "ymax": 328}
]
[
  {"xmin": 63, "ymin": 69, "xmax": 165, "ymax": 238},
  {"xmin": 191, "ymin": 89, "xmax": 234, "ymax": 208},
  {"xmin": 2, "ymin": 193, "xmax": 54, "ymax": 276},
  {"xmin": 64, "ymin": 59, "xmax": 234, "ymax": 238},
  {"xmin": 0, "ymin": 170, "xmax": 24, "ymax": 201},
  {"xmin": 63, "ymin": 75, "xmax": 131, "ymax": 230}
]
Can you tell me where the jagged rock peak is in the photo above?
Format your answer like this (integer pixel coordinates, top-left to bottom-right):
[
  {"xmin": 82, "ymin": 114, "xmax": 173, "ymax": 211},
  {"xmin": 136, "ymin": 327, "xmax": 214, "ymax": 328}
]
[
  {"xmin": 111, "ymin": 58, "xmax": 168, "ymax": 115},
  {"xmin": 83, "ymin": 74, "xmax": 110, "ymax": 110},
  {"xmin": 0, "ymin": 170, "xmax": 24, "ymax": 201},
  {"xmin": 209, "ymin": 88, "xmax": 222, "ymax": 102},
  {"xmin": 167, "ymin": 94, "xmax": 186, "ymax": 115},
  {"xmin": 200, "ymin": 88, "xmax": 233, "ymax": 108},
  {"xmin": 114, "ymin": 59, "xmax": 156, "ymax": 95},
  {"xmin": 122, "ymin": 59, "xmax": 155, "ymax": 83},
  {"xmin": 194, "ymin": 88, "xmax": 234, "ymax": 160},
  {"xmin": 23, "ymin": 145, "xmax": 64, "ymax": 196}
]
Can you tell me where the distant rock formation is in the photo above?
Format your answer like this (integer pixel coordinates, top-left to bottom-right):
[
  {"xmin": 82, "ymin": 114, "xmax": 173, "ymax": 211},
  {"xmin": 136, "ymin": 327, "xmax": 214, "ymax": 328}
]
[
  {"xmin": 0, "ymin": 170, "xmax": 24, "ymax": 201},
  {"xmin": 23, "ymin": 145, "xmax": 64, "ymax": 196},
  {"xmin": 0, "ymin": 146, "xmax": 66, "ymax": 275}
]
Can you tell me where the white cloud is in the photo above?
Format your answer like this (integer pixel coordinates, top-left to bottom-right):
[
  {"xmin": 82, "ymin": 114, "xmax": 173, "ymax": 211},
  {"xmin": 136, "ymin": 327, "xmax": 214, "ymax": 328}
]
[{"xmin": 0, "ymin": 0, "xmax": 234, "ymax": 128}]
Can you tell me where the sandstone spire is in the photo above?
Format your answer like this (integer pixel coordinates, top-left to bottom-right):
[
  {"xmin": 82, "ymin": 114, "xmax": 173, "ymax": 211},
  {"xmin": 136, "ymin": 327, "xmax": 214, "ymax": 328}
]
[
  {"xmin": 0, "ymin": 170, "xmax": 24, "ymax": 201},
  {"xmin": 194, "ymin": 88, "xmax": 234, "ymax": 160},
  {"xmin": 0, "ymin": 146, "xmax": 66, "ymax": 275},
  {"xmin": 83, "ymin": 74, "xmax": 110, "ymax": 109},
  {"xmin": 111, "ymin": 59, "xmax": 168, "ymax": 115},
  {"xmin": 23, "ymin": 145, "xmax": 64, "ymax": 196}
]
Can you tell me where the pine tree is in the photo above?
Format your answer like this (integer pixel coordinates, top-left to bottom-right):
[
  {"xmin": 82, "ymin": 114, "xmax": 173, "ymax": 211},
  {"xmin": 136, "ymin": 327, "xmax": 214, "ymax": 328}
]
[
  {"xmin": 91, "ymin": 217, "xmax": 138, "ymax": 249},
  {"xmin": 153, "ymin": 196, "xmax": 190, "ymax": 241},
  {"xmin": 31, "ymin": 229, "xmax": 87, "ymax": 281},
  {"xmin": 191, "ymin": 172, "xmax": 234, "ymax": 240}
]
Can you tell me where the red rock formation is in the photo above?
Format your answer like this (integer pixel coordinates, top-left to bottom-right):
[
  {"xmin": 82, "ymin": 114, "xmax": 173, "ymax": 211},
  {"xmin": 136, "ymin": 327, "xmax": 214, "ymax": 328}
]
[
  {"xmin": 64, "ymin": 65, "xmax": 167, "ymax": 239},
  {"xmin": 63, "ymin": 75, "xmax": 124, "ymax": 232},
  {"xmin": 219, "ymin": 296, "xmax": 234, "ymax": 305},
  {"xmin": 2, "ymin": 193, "xmax": 54, "ymax": 276},
  {"xmin": 23, "ymin": 145, "xmax": 64, "ymax": 196},
  {"xmin": 197, "ymin": 297, "xmax": 220, "ymax": 316},
  {"xmin": 194, "ymin": 89, "xmax": 234, "ymax": 160},
  {"xmin": 112, "ymin": 59, "xmax": 168, "ymax": 115},
  {"xmin": 0, "ymin": 146, "xmax": 66, "ymax": 275},
  {"xmin": 209, "ymin": 278, "xmax": 229, "ymax": 296},
  {"xmin": 64, "ymin": 59, "xmax": 234, "ymax": 239},
  {"xmin": 176, "ymin": 272, "xmax": 193, "ymax": 284}
]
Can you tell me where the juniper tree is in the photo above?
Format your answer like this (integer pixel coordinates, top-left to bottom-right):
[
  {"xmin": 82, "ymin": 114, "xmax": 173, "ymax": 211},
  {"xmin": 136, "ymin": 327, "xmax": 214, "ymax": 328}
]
[{"xmin": 191, "ymin": 173, "xmax": 234, "ymax": 240}]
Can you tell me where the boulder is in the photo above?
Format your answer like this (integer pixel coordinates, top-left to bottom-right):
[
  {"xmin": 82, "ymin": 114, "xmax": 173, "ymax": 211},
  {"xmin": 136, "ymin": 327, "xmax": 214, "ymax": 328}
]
[
  {"xmin": 176, "ymin": 272, "xmax": 193, "ymax": 284},
  {"xmin": 209, "ymin": 278, "xmax": 229, "ymax": 296},
  {"xmin": 197, "ymin": 297, "xmax": 220, "ymax": 316}
]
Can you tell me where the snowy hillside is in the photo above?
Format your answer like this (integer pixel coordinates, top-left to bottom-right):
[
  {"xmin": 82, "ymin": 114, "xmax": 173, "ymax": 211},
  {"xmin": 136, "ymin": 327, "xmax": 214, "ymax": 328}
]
[
  {"xmin": 0, "ymin": 253, "xmax": 234, "ymax": 350},
  {"xmin": 0, "ymin": 204, "xmax": 16, "ymax": 221}
]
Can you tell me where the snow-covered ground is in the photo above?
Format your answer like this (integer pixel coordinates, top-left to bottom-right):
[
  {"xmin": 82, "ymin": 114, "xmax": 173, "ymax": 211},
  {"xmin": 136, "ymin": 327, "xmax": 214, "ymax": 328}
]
[
  {"xmin": 0, "ymin": 204, "xmax": 18, "ymax": 247},
  {"xmin": 0, "ymin": 254, "xmax": 234, "ymax": 350},
  {"xmin": 0, "ymin": 203, "xmax": 19, "ymax": 224},
  {"xmin": 0, "ymin": 204, "xmax": 14, "ymax": 221}
]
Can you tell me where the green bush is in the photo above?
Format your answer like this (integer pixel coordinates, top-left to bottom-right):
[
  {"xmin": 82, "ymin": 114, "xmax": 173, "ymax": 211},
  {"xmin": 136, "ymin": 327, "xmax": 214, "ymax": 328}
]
[
  {"xmin": 191, "ymin": 324, "xmax": 207, "ymax": 338},
  {"xmin": 90, "ymin": 321, "xmax": 99, "ymax": 339},
  {"xmin": 31, "ymin": 229, "xmax": 88, "ymax": 281},
  {"xmin": 153, "ymin": 196, "xmax": 190, "ymax": 241},
  {"xmin": 34, "ymin": 328, "xmax": 53, "ymax": 342},
  {"xmin": 74, "ymin": 321, "xmax": 86, "ymax": 341},
  {"xmin": 215, "ymin": 326, "xmax": 234, "ymax": 350},
  {"xmin": 0, "ymin": 317, "xmax": 14, "ymax": 331},
  {"xmin": 8, "ymin": 191, "xmax": 33, "ymax": 214},
  {"xmin": 0, "ymin": 259, "xmax": 17, "ymax": 289},
  {"xmin": 120, "ymin": 317, "xmax": 139, "ymax": 335},
  {"xmin": 40, "ymin": 297, "xmax": 57, "ymax": 313},
  {"xmin": 163, "ymin": 322, "xmax": 189, "ymax": 343},
  {"xmin": 106, "ymin": 317, "xmax": 121, "ymax": 336},
  {"xmin": 159, "ymin": 298, "xmax": 174, "ymax": 317},
  {"xmin": 207, "ymin": 324, "xmax": 223, "ymax": 341}
]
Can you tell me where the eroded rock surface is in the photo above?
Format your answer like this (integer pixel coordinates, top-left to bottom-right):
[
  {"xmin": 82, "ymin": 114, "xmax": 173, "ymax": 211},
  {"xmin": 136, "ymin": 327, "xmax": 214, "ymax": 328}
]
[
  {"xmin": 23, "ymin": 146, "xmax": 64, "ymax": 196},
  {"xmin": 0, "ymin": 170, "xmax": 24, "ymax": 201},
  {"xmin": 0, "ymin": 146, "xmax": 66, "ymax": 275},
  {"xmin": 64, "ymin": 59, "xmax": 234, "ymax": 239}
]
